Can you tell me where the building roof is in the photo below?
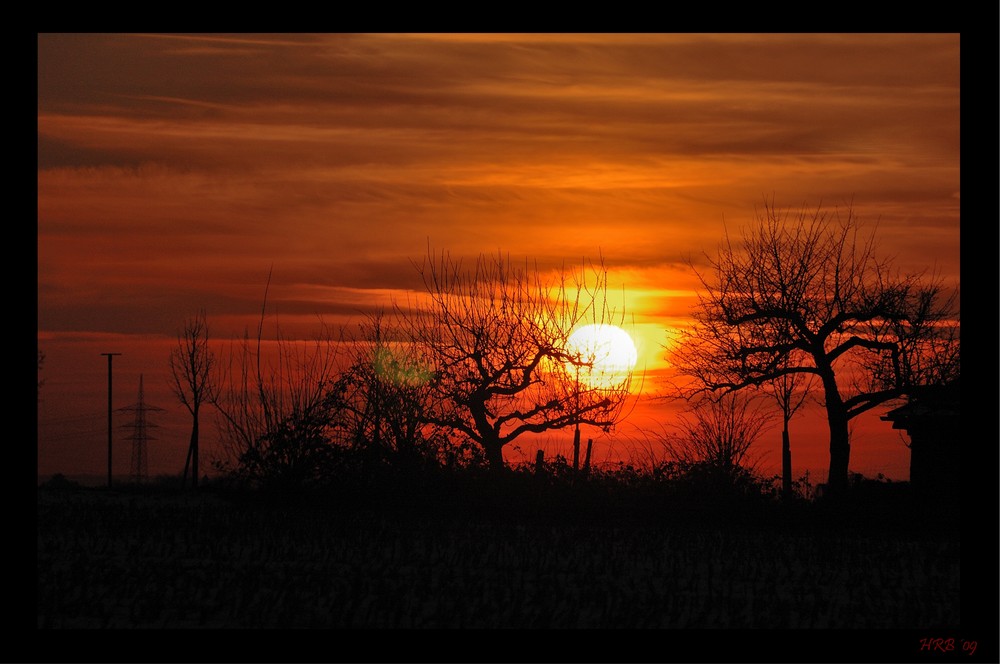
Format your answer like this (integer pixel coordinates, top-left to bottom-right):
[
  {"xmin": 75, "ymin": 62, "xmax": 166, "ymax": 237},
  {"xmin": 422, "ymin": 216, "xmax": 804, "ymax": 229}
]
[{"xmin": 880, "ymin": 379, "xmax": 960, "ymax": 430}]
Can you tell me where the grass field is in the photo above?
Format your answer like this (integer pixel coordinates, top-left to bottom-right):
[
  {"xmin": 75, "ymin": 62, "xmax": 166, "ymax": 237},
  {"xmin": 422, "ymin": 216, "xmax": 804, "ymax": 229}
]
[{"xmin": 37, "ymin": 483, "xmax": 960, "ymax": 631}]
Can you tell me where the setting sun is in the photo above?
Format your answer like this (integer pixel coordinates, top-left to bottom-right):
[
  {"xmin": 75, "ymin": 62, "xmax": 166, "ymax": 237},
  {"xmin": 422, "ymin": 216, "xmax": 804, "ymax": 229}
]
[{"xmin": 565, "ymin": 324, "xmax": 638, "ymax": 388}]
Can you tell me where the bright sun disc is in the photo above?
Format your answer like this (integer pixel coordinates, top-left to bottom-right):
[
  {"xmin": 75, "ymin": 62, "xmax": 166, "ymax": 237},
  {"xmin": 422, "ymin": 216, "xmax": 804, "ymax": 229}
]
[{"xmin": 566, "ymin": 324, "xmax": 638, "ymax": 387}]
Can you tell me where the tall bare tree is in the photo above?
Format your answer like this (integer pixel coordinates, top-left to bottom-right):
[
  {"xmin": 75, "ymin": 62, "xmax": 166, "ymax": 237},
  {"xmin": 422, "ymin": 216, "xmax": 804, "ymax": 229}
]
[
  {"xmin": 169, "ymin": 310, "xmax": 218, "ymax": 488},
  {"xmin": 398, "ymin": 249, "xmax": 634, "ymax": 473},
  {"xmin": 210, "ymin": 274, "xmax": 347, "ymax": 487},
  {"xmin": 670, "ymin": 199, "xmax": 959, "ymax": 497},
  {"xmin": 763, "ymin": 357, "xmax": 814, "ymax": 500}
]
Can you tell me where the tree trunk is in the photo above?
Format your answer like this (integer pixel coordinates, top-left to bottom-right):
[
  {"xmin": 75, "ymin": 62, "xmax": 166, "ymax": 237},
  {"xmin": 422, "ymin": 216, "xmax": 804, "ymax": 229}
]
[
  {"xmin": 190, "ymin": 413, "xmax": 200, "ymax": 488},
  {"xmin": 819, "ymin": 366, "xmax": 850, "ymax": 498},
  {"xmin": 781, "ymin": 422, "xmax": 792, "ymax": 500},
  {"xmin": 182, "ymin": 442, "xmax": 192, "ymax": 482},
  {"xmin": 484, "ymin": 440, "xmax": 505, "ymax": 472},
  {"xmin": 825, "ymin": 409, "xmax": 851, "ymax": 497},
  {"xmin": 471, "ymin": 401, "xmax": 505, "ymax": 473}
]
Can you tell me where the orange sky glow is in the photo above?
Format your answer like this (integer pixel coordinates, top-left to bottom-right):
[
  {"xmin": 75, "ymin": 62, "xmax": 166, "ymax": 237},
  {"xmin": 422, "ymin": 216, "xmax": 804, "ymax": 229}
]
[{"xmin": 37, "ymin": 33, "xmax": 960, "ymax": 483}]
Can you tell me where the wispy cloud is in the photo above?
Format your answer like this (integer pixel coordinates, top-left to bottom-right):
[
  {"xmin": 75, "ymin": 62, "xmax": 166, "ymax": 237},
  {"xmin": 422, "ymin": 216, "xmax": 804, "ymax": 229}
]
[{"xmin": 38, "ymin": 32, "xmax": 959, "ymax": 333}]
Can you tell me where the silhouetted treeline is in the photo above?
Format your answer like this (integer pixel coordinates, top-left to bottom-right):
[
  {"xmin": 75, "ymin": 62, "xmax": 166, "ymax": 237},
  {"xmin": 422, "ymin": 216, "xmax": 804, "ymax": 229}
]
[{"xmin": 165, "ymin": 217, "xmax": 959, "ymax": 509}]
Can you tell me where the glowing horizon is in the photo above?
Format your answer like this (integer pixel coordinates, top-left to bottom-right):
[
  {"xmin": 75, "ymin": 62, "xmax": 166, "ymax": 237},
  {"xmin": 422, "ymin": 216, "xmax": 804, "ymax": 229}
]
[{"xmin": 37, "ymin": 33, "xmax": 960, "ymax": 483}]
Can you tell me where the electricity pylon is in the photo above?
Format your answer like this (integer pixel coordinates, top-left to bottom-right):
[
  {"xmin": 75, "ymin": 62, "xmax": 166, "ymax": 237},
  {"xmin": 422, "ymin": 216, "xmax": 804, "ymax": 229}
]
[{"xmin": 118, "ymin": 374, "xmax": 164, "ymax": 483}]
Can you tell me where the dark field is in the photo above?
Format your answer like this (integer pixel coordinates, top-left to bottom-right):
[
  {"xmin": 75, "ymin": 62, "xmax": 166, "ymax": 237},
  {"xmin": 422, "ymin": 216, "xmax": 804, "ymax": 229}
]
[{"xmin": 37, "ymin": 481, "xmax": 961, "ymax": 632}]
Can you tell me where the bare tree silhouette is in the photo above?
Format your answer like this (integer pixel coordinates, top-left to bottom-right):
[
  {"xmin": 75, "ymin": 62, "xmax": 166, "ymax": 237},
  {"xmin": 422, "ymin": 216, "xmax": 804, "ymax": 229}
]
[
  {"xmin": 398, "ymin": 249, "xmax": 634, "ymax": 473},
  {"xmin": 210, "ymin": 273, "xmax": 346, "ymax": 488},
  {"xmin": 665, "ymin": 391, "xmax": 773, "ymax": 475},
  {"xmin": 763, "ymin": 356, "xmax": 814, "ymax": 500},
  {"xmin": 670, "ymin": 198, "xmax": 959, "ymax": 497},
  {"xmin": 332, "ymin": 311, "xmax": 449, "ymax": 473},
  {"xmin": 169, "ymin": 310, "xmax": 218, "ymax": 488}
]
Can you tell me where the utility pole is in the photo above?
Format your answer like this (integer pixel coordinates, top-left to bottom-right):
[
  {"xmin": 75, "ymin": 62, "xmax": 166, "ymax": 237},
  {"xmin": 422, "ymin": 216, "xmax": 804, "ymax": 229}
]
[{"xmin": 101, "ymin": 353, "xmax": 121, "ymax": 488}]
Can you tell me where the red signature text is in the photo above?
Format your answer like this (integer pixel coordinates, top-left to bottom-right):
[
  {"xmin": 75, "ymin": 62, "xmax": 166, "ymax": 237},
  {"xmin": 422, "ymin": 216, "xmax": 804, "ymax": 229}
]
[{"xmin": 919, "ymin": 638, "xmax": 977, "ymax": 656}]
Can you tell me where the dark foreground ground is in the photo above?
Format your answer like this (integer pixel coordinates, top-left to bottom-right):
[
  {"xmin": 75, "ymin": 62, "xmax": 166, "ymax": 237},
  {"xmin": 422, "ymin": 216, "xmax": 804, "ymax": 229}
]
[{"xmin": 37, "ymin": 478, "xmax": 961, "ymax": 635}]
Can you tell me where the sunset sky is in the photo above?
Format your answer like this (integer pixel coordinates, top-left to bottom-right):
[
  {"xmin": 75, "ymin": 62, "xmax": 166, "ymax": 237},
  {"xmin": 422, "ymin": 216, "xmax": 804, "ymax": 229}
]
[{"xmin": 37, "ymin": 33, "xmax": 960, "ymax": 483}]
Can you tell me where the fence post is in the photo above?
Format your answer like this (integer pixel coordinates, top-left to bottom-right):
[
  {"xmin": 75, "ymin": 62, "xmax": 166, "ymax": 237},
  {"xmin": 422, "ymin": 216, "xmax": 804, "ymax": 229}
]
[{"xmin": 572, "ymin": 427, "xmax": 580, "ymax": 471}]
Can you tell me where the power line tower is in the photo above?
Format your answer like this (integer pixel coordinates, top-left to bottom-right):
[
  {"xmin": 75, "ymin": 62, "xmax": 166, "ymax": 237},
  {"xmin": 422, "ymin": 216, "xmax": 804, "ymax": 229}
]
[{"xmin": 118, "ymin": 374, "xmax": 164, "ymax": 483}]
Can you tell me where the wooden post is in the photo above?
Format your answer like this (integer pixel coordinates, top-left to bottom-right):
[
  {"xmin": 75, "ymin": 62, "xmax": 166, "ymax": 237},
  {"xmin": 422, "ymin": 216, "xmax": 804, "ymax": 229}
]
[
  {"xmin": 572, "ymin": 427, "xmax": 580, "ymax": 471},
  {"xmin": 535, "ymin": 449, "xmax": 544, "ymax": 475},
  {"xmin": 583, "ymin": 438, "xmax": 593, "ymax": 475}
]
